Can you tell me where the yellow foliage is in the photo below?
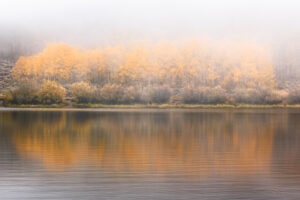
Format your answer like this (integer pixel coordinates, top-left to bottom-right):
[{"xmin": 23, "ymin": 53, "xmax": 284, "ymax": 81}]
[
  {"xmin": 38, "ymin": 80, "xmax": 66, "ymax": 104},
  {"xmin": 11, "ymin": 39, "xmax": 277, "ymax": 104},
  {"xmin": 71, "ymin": 82, "xmax": 95, "ymax": 103}
]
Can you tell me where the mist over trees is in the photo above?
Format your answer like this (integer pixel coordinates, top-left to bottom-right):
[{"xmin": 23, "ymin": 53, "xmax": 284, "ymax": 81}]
[
  {"xmin": 0, "ymin": 33, "xmax": 42, "ymax": 91},
  {"xmin": 0, "ymin": 0, "xmax": 299, "ymax": 105},
  {"xmin": 3, "ymin": 39, "xmax": 299, "ymax": 105}
]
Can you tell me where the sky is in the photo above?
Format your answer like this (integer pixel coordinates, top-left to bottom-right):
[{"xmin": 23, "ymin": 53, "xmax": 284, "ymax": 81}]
[{"xmin": 0, "ymin": 0, "xmax": 300, "ymax": 47}]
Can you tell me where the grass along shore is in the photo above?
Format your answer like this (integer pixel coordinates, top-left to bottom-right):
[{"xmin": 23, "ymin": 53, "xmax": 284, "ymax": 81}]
[{"xmin": 2, "ymin": 103, "xmax": 300, "ymax": 109}]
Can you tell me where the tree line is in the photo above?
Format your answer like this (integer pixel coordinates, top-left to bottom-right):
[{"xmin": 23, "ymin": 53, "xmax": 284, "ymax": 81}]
[{"xmin": 4, "ymin": 40, "xmax": 300, "ymax": 105}]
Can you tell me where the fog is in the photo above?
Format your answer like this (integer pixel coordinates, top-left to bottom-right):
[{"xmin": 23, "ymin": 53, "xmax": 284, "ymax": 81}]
[
  {"xmin": 0, "ymin": 0, "xmax": 300, "ymax": 104},
  {"xmin": 1, "ymin": 0, "xmax": 300, "ymax": 46}
]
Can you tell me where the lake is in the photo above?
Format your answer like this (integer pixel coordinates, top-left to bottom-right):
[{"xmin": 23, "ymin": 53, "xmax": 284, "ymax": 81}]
[{"xmin": 0, "ymin": 108, "xmax": 300, "ymax": 199}]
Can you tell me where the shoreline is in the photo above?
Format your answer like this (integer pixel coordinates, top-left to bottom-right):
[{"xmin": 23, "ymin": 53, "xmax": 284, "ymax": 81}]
[{"xmin": 1, "ymin": 104, "xmax": 300, "ymax": 110}]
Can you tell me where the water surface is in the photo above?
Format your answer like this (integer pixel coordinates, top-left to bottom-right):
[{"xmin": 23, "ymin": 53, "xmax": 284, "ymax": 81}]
[{"xmin": 0, "ymin": 109, "xmax": 300, "ymax": 199}]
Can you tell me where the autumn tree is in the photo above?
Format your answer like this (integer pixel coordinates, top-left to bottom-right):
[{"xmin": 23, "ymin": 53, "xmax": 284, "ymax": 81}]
[
  {"xmin": 9, "ymin": 39, "xmax": 287, "ymax": 104},
  {"xmin": 38, "ymin": 80, "xmax": 66, "ymax": 104}
]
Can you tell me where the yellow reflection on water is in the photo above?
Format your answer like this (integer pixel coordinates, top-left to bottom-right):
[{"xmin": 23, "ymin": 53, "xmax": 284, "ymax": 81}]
[{"xmin": 4, "ymin": 111, "xmax": 277, "ymax": 175}]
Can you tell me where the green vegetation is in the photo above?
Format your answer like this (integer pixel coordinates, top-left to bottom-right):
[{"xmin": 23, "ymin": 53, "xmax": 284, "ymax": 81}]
[
  {"xmin": 3, "ymin": 103, "xmax": 300, "ymax": 109},
  {"xmin": 3, "ymin": 104, "xmax": 65, "ymax": 108},
  {"xmin": 72, "ymin": 103, "xmax": 300, "ymax": 109}
]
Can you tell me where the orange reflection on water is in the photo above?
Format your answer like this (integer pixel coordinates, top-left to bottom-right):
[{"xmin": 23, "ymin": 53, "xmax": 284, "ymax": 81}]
[{"xmin": 7, "ymin": 111, "xmax": 275, "ymax": 175}]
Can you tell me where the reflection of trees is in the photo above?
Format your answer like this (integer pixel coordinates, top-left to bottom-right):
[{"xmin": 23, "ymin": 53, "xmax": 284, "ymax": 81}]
[
  {"xmin": 95, "ymin": 113, "xmax": 275, "ymax": 175},
  {"xmin": 6, "ymin": 112, "xmax": 95, "ymax": 170},
  {"xmin": 272, "ymin": 113, "xmax": 300, "ymax": 178},
  {"xmin": 2, "ymin": 111, "xmax": 277, "ymax": 175}
]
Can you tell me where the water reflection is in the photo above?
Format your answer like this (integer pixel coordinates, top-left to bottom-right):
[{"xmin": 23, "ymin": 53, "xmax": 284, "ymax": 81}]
[
  {"xmin": 0, "ymin": 111, "xmax": 280, "ymax": 173},
  {"xmin": 0, "ymin": 110, "xmax": 300, "ymax": 199}
]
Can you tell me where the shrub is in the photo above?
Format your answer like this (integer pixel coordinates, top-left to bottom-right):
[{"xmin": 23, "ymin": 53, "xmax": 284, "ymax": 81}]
[
  {"xmin": 169, "ymin": 94, "xmax": 183, "ymax": 104},
  {"xmin": 265, "ymin": 89, "xmax": 288, "ymax": 104},
  {"xmin": 181, "ymin": 86, "xmax": 227, "ymax": 104},
  {"xmin": 287, "ymin": 88, "xmax": 300, "ymax": 104},
  {"xmin": 3, "ymin": 85, "xmax": 39, "ymax": 104},
  {"xmin": 139, "ymin": 87, "xmax": 151, "ymax": 103},
  {"xmin": 71, "ymin": 82, "xmax": 95, "ymax": 103},
  {"xmin": 232, "ymin": 88, "xmax": 289, "ymax": 104},
  {"xmin": 204, "ymin": 86, "xmax": 227, "ymax": 104},
  {"xmin": 99, "ymin": 84, "xmax": 141, "ymax": 104},
  {"xmin": 180, "ymin": 86, "xmax": 201, "ymax": 104},
  {"xmin": 100, "ymin": 84, "xmax": 124, "ymax": 104},
  {"xmin": 122, "ymin": 86, "xmax": 141, "ymax": 103},
  {"xmin": 38, "ymin": 80, "xmax": 66, "ymax": 104},
  {"xmin": 149, "ymin": 86, "xmax": 171, "ymax": 103},
  {"xmin": 232, "ymin": 87, "xmax": 264, "ymax": 104}
]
